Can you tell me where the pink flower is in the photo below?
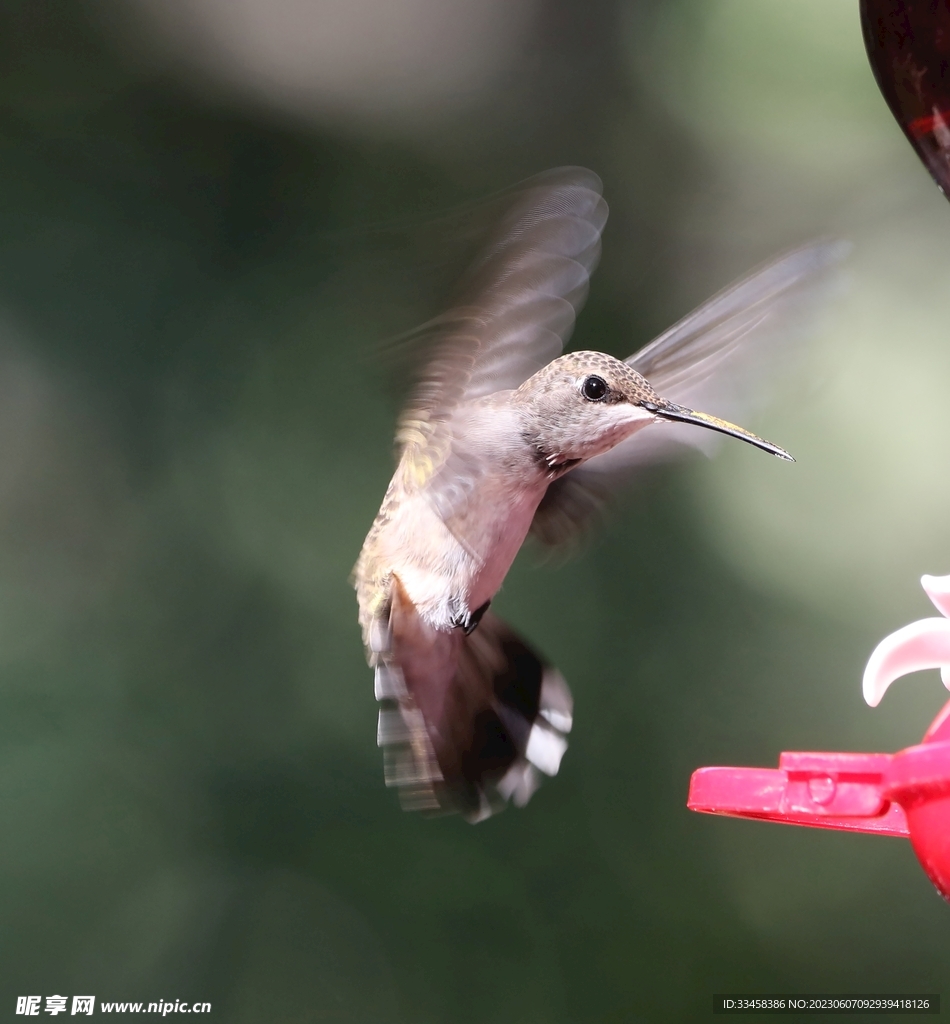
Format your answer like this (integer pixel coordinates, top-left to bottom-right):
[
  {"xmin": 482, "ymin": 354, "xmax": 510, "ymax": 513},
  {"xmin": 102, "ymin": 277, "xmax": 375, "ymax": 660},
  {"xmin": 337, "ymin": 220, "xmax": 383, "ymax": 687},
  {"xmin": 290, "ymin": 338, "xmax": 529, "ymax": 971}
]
[{"xmin": 863, "ymin": 574, "xmax": 950, "ymax": 707}]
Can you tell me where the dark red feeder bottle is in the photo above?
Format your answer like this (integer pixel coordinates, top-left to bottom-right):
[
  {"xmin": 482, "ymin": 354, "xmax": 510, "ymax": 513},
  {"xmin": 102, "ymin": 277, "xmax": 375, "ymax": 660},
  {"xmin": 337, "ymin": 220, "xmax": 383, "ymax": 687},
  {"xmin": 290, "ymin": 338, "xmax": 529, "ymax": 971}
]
[
  {"xmin": 688, "ymin": 700, "xmax": 950, "ymax": 901},
  {"xmin": 861, "ymin": 0, "xmax": 950, "ymax": 197}
]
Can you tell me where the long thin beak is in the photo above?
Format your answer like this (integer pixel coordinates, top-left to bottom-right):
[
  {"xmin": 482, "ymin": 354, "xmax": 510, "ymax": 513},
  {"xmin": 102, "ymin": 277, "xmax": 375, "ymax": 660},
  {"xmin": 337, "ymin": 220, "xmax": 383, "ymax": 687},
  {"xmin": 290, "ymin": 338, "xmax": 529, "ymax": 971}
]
[{"xmin": 641, "ymin": 401, "xmax": 794, "ymax": 462}]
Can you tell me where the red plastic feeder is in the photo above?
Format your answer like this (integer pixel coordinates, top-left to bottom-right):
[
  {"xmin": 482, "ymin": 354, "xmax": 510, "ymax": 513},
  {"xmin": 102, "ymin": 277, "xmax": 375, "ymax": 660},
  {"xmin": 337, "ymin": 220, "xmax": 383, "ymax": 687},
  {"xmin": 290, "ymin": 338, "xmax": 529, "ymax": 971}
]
[
  {"xmin": 737, "ymin": 4, "xmax": 950, "ymax": 900},
  {"xmin": 689, "ymin": 698, "xmax": 950, "ymax": 901}
]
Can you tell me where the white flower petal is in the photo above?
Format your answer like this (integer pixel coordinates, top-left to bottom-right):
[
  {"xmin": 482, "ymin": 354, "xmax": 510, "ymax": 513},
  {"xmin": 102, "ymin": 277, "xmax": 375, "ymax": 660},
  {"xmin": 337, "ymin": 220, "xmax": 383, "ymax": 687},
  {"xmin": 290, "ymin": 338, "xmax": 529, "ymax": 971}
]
[
  {"xmin": 922, "ymin": 574, "xmax": 950, "ymax": 618},
  {"xmin": 862, "ymin": 617, "xmax": 950, "ymax": 707}
]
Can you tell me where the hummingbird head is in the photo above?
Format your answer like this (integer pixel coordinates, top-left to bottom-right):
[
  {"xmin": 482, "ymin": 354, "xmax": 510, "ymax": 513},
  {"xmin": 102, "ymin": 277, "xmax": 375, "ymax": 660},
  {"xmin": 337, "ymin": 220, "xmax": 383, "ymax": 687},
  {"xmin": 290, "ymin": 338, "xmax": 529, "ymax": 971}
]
[{"xmin": 514, "ymin": 350, "xmax": 793, "ymax": 471}]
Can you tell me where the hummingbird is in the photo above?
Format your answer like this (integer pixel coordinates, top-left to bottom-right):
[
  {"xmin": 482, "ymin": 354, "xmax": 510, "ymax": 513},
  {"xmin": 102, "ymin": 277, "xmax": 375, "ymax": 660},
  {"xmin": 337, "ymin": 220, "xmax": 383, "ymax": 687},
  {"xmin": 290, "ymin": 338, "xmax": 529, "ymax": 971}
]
[{"xmin": 354, "ymin": 167, "xmax": 840, "ymax": 821}]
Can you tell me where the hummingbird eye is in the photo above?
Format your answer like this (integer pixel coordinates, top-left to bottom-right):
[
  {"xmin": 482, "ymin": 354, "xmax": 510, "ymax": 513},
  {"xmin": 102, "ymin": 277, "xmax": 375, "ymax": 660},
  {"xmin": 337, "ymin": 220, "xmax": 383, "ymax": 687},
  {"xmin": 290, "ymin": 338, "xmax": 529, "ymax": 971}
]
[{"xmin": 581, "ymin": 375, "xmax": 608, "ymax": 401}]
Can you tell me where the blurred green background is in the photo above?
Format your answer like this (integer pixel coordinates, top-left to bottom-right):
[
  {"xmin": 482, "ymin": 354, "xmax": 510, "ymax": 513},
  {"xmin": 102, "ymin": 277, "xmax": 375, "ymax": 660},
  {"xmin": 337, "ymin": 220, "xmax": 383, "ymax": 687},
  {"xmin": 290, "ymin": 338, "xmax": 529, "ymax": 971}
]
[{"xmin": 3, "ymin": 0, "xmax": 950, "ymax": 1020}]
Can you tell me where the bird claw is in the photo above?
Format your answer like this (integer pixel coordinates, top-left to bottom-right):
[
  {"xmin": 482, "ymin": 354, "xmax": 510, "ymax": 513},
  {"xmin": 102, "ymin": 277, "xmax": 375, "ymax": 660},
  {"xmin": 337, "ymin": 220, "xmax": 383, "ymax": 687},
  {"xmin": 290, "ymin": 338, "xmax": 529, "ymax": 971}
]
[{"xmin": 454, "ymin": 600, "xmax": 491, "ymax": 635}]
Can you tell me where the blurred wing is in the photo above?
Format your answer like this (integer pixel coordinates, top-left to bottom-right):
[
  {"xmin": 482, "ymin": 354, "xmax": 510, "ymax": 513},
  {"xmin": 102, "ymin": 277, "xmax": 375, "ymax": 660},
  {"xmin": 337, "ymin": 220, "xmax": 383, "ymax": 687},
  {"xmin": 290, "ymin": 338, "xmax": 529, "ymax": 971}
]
[
  {"xmin": 396, "ymin": 168, "xmax": 608, "ymax": 450},
  {"xmin": 530, "ymin": 241, "xmax": 848, "ymax": 547},
  {"xmin": 630, "ymin": 241, "xmax": 846, "ymax": 406}
]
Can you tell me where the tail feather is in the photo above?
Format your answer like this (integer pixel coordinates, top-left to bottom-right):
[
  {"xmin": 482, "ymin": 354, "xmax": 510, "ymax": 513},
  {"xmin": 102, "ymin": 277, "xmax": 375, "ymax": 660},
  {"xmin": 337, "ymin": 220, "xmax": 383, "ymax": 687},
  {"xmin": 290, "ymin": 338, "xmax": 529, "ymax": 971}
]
[{"xmin": 373, "ymin": 578, "xmax": 572, "ymax": 820}]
